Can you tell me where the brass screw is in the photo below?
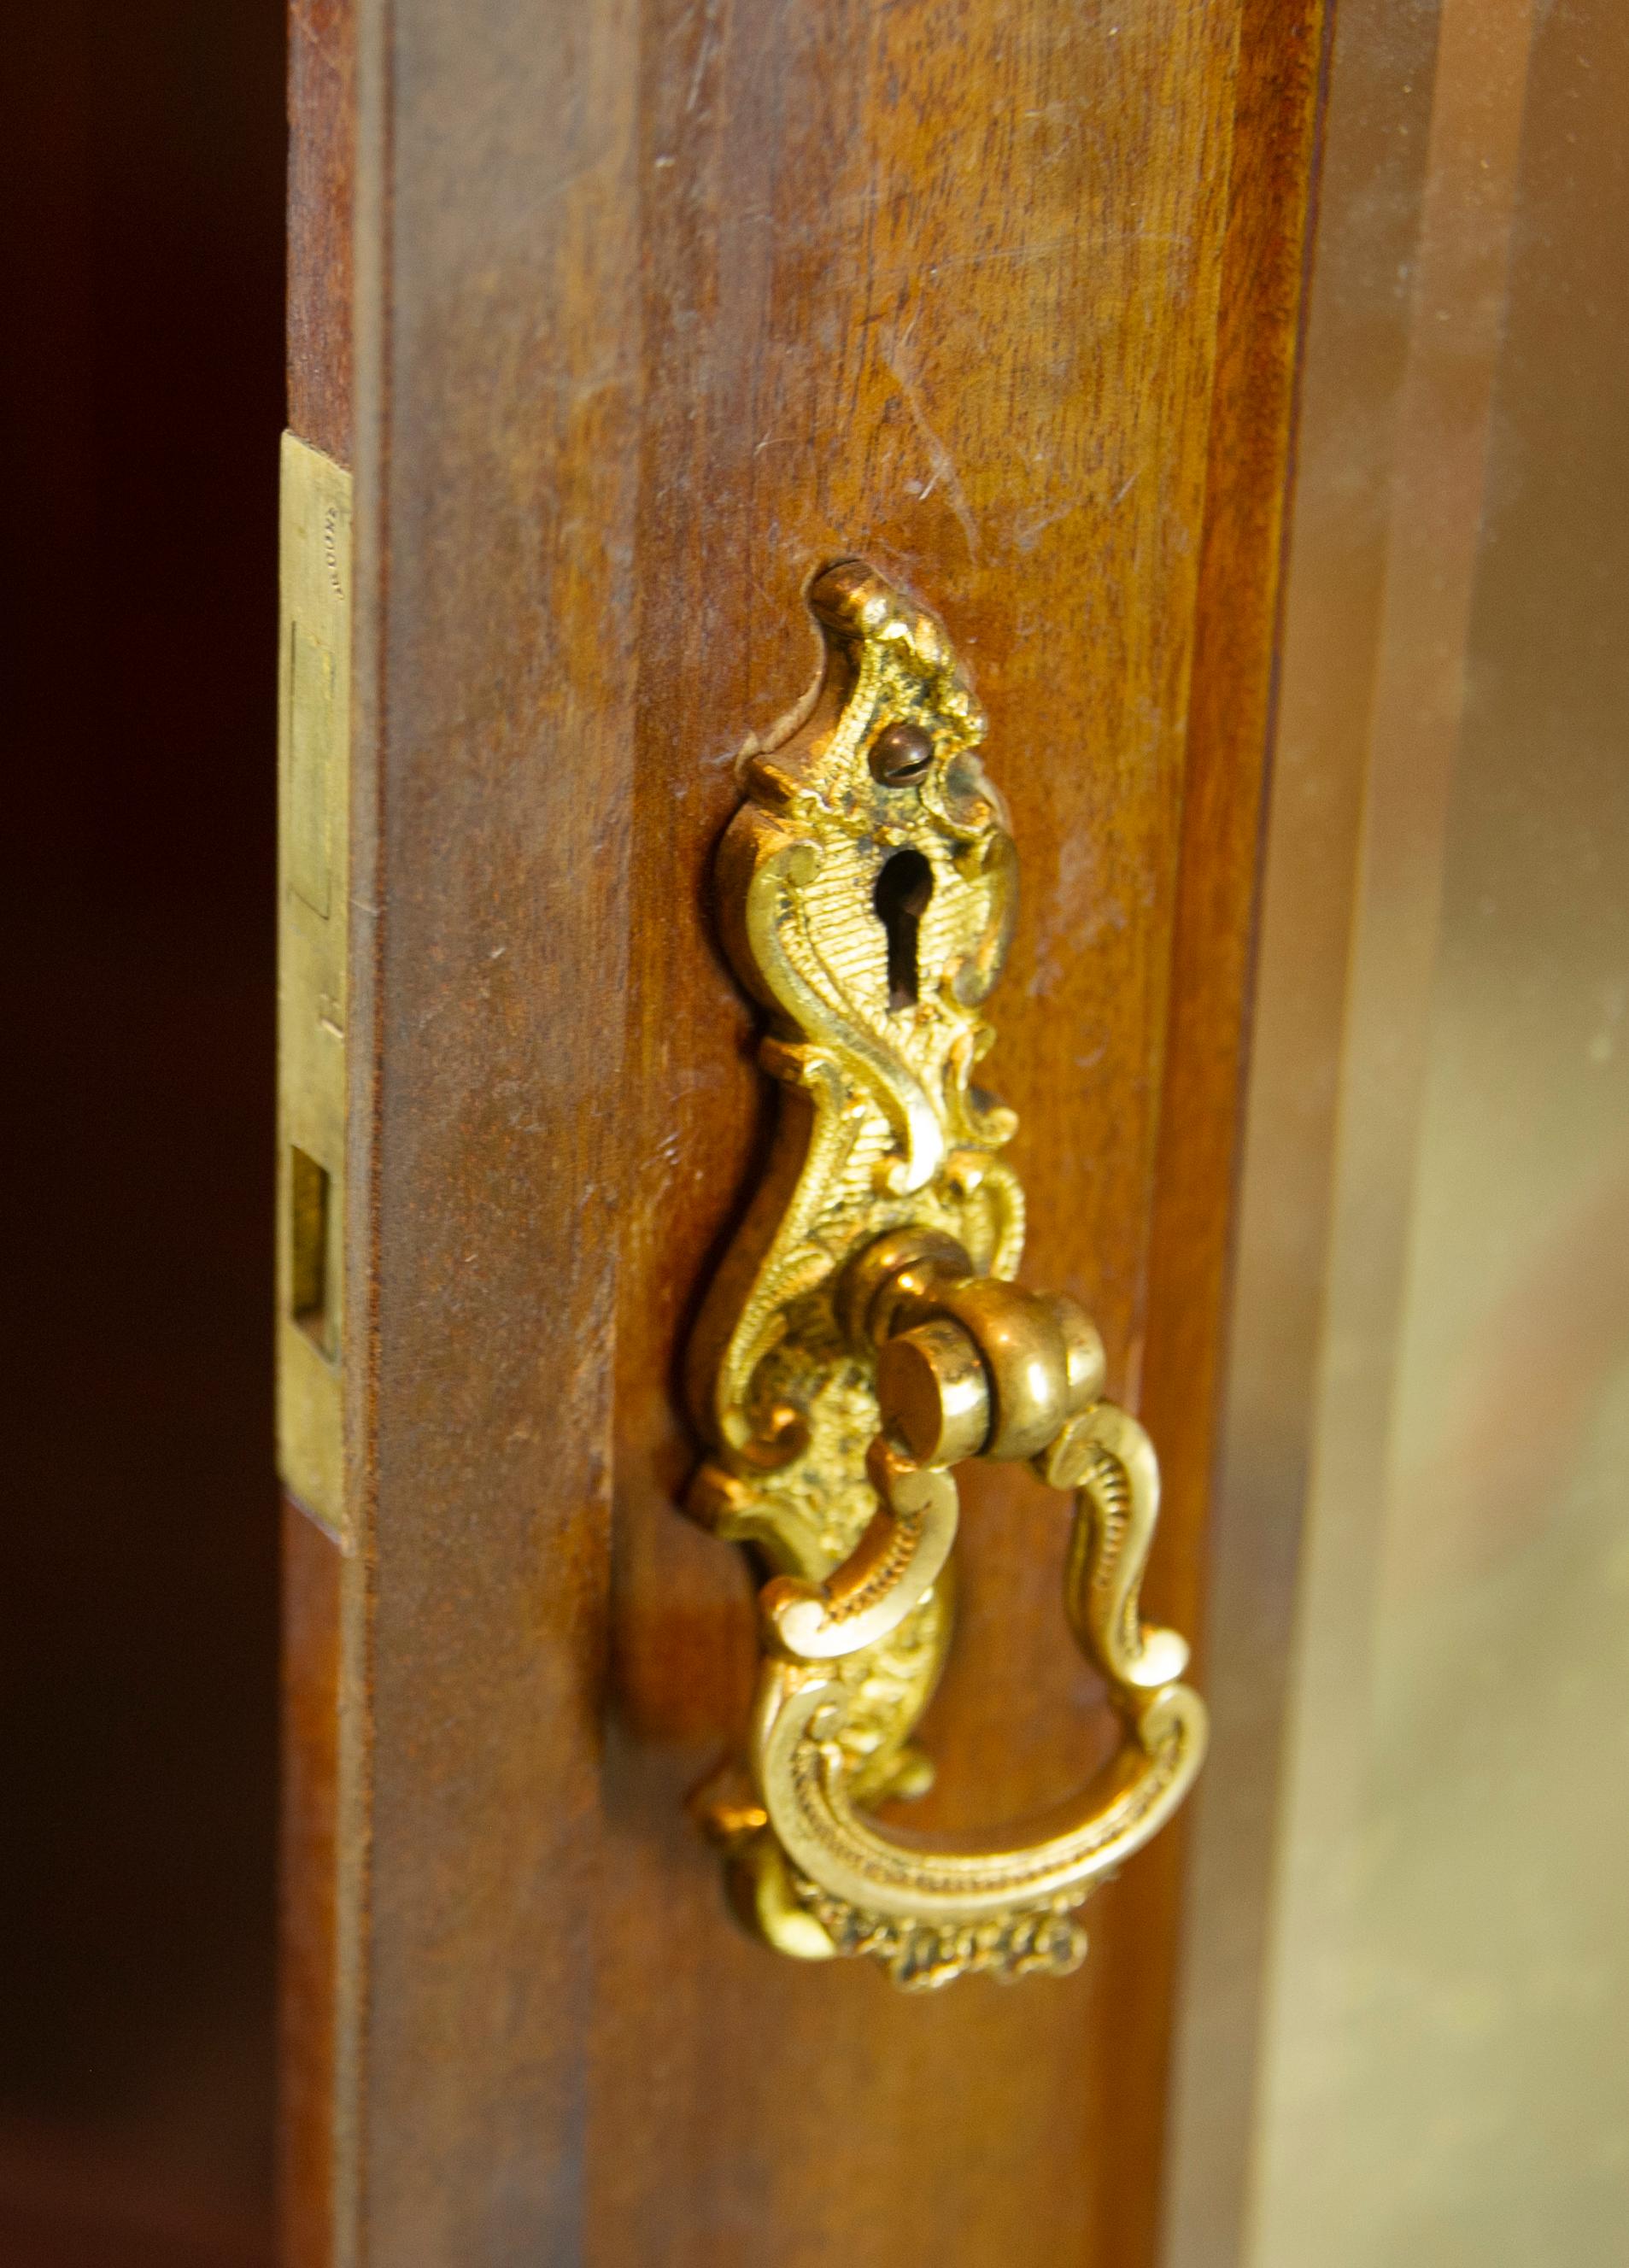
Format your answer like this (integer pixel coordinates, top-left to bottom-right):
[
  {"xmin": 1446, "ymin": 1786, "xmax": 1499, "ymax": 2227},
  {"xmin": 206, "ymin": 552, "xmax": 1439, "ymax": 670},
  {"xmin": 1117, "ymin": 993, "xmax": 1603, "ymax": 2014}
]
[{"xmin": 869, "ymin": 721, "xmax": 935, "ymax": 785}]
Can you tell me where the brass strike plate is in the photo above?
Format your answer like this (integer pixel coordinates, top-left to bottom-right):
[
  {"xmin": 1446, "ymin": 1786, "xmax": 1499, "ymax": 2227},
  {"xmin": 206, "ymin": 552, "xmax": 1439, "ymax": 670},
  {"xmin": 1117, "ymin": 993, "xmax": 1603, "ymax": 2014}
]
[{"xmin": 276, "ymin": 432, "xmax": 352, "ymax": 1536}]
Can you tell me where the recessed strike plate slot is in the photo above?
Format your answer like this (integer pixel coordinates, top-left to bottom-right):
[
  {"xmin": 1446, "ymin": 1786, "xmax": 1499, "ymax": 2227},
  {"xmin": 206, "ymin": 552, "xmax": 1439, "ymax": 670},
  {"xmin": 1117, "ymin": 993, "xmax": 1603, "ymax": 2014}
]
[{"xmin": 290, "ymin": 1146, "xmax": 333, "ymax": 1356}]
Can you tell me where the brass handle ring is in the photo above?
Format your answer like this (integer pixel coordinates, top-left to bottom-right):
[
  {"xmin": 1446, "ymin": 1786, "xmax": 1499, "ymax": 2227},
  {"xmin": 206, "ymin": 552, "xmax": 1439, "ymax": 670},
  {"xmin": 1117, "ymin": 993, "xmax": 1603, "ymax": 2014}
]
[{"xmin": 686, "ymin": 564, "xmax": 1205, "ymax": 1990}]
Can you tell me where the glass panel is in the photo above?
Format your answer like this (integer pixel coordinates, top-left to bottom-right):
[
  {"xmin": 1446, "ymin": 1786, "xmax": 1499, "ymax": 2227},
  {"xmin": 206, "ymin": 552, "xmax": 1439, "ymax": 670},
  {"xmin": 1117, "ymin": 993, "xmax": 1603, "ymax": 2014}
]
[{"xmin": 1167, "ymin": 5, "xmax": 1629, "ymax": 2263}]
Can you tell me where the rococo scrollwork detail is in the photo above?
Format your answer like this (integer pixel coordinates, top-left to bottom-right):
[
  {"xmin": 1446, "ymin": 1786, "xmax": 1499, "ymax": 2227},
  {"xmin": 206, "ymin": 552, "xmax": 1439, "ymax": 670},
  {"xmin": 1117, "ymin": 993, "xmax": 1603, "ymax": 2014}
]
[{"xmin": 684, "ymin": 561, "xmax": 1206, "ymax": 1990}]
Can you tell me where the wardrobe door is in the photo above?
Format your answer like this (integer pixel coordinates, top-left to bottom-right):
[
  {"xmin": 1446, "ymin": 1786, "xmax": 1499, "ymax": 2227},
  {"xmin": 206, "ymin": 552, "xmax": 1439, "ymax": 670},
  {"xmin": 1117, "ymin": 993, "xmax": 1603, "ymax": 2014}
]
[{"xmin": 278, "ymin": 4, "xmax": 1326, "ymax": 2262}]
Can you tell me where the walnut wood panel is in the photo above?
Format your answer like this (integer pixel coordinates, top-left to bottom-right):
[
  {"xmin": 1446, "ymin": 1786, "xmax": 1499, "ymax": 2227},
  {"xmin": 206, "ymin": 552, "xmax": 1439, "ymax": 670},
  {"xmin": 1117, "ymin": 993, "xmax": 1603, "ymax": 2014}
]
[
  {"xmin": 278, "ymin": 1499, "xmax": 342, "ymax": 2268},
  {"xmin": 284, "ymin": 1, "xmax": 1327, "ymax": 2261},
  {"xmin": 288, "ymin": 0, "xmax": 356, "ymax": 465},
  {"xmin": 1125, "ymin": 4, "xmax": 1327, "ymax": 2253}
]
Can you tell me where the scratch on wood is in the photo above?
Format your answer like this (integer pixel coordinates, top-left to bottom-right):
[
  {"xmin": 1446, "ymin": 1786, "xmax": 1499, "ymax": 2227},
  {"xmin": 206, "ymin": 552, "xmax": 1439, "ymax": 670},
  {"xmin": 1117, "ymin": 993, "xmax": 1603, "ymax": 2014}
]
[
  {"xmin": 1013, "ymin": 470, "xmax": 1140, "ymax": 555},
  {"xmin": 686, "ymin": 0, "xmax": 724, "ymax": 116},
  {"xmin": 886, "ymin": 326, "xmax": 981, "ymax": 562},
  {"xmin": 288, "ymin": 0, "xmax": 347, "ymax": 79}
]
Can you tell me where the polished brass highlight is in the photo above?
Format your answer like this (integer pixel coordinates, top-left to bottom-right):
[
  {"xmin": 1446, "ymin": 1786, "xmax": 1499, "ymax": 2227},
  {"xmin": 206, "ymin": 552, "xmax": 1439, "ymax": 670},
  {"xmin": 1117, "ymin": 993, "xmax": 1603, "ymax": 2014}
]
[
  {"xmin": 276, "ymin": 432, "xmax": 352, "ymax": 1536},
  {"xmin": 686, "ymin": 562, "xmax": 1206, "ymax": 1989}
]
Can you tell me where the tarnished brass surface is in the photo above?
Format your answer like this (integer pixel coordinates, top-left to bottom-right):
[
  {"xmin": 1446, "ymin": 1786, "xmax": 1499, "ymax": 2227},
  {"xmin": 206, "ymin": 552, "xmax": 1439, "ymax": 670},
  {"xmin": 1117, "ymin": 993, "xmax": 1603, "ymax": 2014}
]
[
  {"xmin": 276, "ymin": 432, "xmax": 351, "ymax": 1537},
  {"xmin": 687, "ymin": 563, "xmax": 1206, "ymax": 1989}
]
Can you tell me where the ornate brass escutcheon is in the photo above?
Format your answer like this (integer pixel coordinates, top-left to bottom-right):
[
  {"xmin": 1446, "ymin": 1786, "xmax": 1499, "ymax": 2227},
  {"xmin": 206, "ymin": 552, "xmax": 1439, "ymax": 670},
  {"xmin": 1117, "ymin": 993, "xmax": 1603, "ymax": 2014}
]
[{"xmin": 685, "ymin": 562, "xmax": 1206, "ymax": 1990}]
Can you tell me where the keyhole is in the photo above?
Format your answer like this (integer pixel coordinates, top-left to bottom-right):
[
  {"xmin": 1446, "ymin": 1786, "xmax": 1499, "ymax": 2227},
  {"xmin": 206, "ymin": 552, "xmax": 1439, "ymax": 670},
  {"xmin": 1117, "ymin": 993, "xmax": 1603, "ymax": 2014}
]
[{"xmin": 873, "ymin": 847, "xmax": 934, "ymax": 1009}]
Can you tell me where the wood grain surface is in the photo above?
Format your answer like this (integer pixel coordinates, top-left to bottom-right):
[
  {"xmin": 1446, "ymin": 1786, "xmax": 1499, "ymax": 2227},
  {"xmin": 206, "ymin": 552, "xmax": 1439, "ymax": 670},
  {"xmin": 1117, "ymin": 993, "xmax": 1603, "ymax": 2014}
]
[
  {"xmin": 278, "ymin": 1499, "xmax": 343, "ymax": 2268},
  {"xmin": 284, "ymin": 2, "xmax": 1327, "ymax": 2261},
  {"xmin": 287, "ymin": 0, "xmax": 355, "ymax": 466}
]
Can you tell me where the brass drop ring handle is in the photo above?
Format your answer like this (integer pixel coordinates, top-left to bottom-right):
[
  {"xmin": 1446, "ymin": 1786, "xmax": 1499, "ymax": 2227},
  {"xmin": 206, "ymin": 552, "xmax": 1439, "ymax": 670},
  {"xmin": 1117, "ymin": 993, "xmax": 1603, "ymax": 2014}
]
[
  {"xmin": 685, "ymin": 563, "xmax": 1206, "ymax": 1989},
  {"xmin": 757, "ymin": 1228, "xmax": 1105, "ymax": 1659}
]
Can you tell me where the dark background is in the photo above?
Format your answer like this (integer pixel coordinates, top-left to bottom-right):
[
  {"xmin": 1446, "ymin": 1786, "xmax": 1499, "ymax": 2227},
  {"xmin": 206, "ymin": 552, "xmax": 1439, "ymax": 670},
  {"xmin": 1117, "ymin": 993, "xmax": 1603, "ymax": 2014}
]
[{"xmin": 2, "ymin": 4, "xmax": 284, "ymax": 2261}]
